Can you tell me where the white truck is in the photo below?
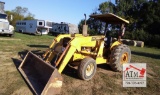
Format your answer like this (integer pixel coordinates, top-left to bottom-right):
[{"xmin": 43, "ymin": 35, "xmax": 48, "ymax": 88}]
[
  {"xmin": 16, "ymin": 20, "xmax": 52, "ymax": 35},
  {"xmin": 0, "ymin": 1, "xmax": 14, "ymax": 37},
  {"xmin": 49, "ymin": 22, "xmax": 79, "ymax": 36}
]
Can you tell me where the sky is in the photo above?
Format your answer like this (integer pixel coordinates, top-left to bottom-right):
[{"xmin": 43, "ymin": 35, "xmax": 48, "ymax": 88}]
[{"xmin": 4, "ymin": 0, "xmax": 115, "ymax": 25}]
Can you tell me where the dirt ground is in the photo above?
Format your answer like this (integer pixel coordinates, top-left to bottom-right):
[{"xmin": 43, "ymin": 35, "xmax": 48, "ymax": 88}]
[
  {"xmin": 0, "ymin": 49, "xmax": 121, "ymax": 95},
  {"xmin": 0, "ymin": 51, "xmax": 32, "ymax": 95},
  {"xmin": 0, "ymin": 51, "xmax": 158, "ymax": 95},
  {"xmin": 0, "ymin": 50, "xmax": 123, "ymax": 95}
]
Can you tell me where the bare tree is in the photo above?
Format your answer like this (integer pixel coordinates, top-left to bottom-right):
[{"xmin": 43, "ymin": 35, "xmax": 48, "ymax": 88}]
[{"xmin": 12, "ymin": 6, "xmax": 28, "ymax": 16}]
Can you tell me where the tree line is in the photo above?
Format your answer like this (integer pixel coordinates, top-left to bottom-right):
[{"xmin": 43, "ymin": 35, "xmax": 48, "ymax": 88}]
[
  {"xmin": 78, "ymin": 0, "xmax": 160, "ymax": 47},
  {"xmin": 5, "ymin": 6, "xmax": 35, "ymax": 27}
]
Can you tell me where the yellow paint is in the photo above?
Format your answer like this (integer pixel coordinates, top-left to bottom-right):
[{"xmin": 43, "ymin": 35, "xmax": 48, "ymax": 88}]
[
  {"xmin": 110, "ymin": 41, "xmax": 121, "ymax": 50},
  {"xmin": 80, "ymin": 51, "xmax": 97, "ymax": 55},
  {"xmin": 70, "ymin": 37, "xmax": 92, "ymax": 51},
  {"xmin": 121, "ymin": 52, "xmax": 128, "ymax": 64},
  {"xmin": 72, "ymin": 53, "xmax": 84, "ymax": 61},
  {"xmin": 45, "ymin": 51, "xmax": 54, "ymax": 62},
  {"xmin": 96, "ymin": 57, "xmax": 107, "ymax": 64},
  {"xmin": 43, "ymin": 34, "xmax": 122, "ymax": 73},
  {"xmin": 58, "ymin": 46, "xmax": 76, "ymax": 73},
  {"xmin": 109, "ymin": 13, "xmax": 129, "ymax": 23},
  {"xmin": 97, "ymin": 40, "xmax": 104, "ymax": 58},
  {"xmin": 43, "ymin": 34, "xmax": 83, "ymax": 58}
]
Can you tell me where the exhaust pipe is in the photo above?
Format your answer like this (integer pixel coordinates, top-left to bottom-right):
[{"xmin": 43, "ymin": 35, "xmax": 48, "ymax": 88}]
[{"xmin": 82, "ymin": 14, "xmax": 88, "ymax": 36}]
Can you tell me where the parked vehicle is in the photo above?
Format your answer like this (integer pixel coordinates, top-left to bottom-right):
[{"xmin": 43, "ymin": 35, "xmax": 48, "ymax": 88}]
[
  {"xmin": 16, "ymin": 20, "xmax": 52, "ymax": 35},
  {"xmin": 49, "ymin": 22, "xmax": 79, "ymax": 36},
  {"xmin": 0, "ymin": 1, "xmax": 14, "ymax": 37}
]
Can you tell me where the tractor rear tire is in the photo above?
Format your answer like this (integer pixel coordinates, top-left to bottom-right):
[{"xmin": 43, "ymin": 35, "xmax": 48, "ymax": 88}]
[
  {"xmin": 78, "ymin": 57, "xmax": 97, "ymax": 80},
  {"xmin": 109, "ymin": 44, "xmax": 131, "ymax": 71}
]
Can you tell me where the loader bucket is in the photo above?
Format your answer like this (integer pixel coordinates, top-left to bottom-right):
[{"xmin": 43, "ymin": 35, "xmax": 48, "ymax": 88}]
[{"xmin": 18, "ymin": 51, "xmax": 63, "ymax": 95}]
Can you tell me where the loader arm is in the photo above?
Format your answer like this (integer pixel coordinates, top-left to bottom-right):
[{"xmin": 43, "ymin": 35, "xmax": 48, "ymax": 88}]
[
  {"xmin": 43, "ymin": 34, "xmax": 72, "ymax": 61},
  {"xmin": 58, "ymin": 45, "xmax": 77, "ymax": 73},
  {"xmin": 56, "ymin": 36, "xmax": 98, "ymax": 73},
  {"xmin": 43, "ymin": 34, "xmax": 82, "ymax": 63},
  {"xmin": 56, "ymin": 37, "xmax": 81, "ymax": 73}
]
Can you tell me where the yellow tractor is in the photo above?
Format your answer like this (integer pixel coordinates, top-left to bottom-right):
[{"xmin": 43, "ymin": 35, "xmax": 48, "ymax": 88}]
[{"xmin": 18, "ymin": 13, "xmax": 131, "ymax": 95}]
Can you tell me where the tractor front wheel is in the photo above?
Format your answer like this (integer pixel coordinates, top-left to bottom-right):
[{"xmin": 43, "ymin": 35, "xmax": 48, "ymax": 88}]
[
  {"xmin": 109, "ymin": 44, "xmax": 131, "ymax": 71},
  {"xmin": 78, "ymin": 57, "xmax": 97, "ymax": 80}
]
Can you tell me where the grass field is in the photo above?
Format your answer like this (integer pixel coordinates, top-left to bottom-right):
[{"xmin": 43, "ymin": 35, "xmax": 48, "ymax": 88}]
[{"xmin": 0, "ymin": 32, "xmax": 160, "ymax": 95}]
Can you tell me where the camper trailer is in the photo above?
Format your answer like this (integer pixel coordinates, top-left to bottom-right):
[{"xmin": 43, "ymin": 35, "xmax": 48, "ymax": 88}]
[
  {"xmin": 0, "ymin": 1, "xmax": 14, "ymax": 37},
  {"xmin": 50, "ymin": 22, "xmax": 79, "ymax": 35},
  {"xmin": 16, "ymin": 20, "xmax": 52, "ymax": 35}
]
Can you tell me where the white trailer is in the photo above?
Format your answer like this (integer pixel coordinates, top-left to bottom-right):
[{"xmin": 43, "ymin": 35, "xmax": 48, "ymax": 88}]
[
  {"xmin": 49, "ymin": 22, "xmax": 79, "ymax": 35},
  {"xmin": 16, "ymin": 20, "xmax": 52, "ymax": 35}
]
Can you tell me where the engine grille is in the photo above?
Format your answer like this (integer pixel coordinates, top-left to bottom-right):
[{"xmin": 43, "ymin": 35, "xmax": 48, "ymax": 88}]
[{"xmin": 0, "ymin": 22, "xmax": 9, "ymax": 30}]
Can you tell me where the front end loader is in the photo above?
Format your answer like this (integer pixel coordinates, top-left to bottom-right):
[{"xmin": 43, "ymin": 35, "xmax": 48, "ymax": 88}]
[{"xmin": 18, "ymin": 13, "xmax": 130, "ymax": 95}]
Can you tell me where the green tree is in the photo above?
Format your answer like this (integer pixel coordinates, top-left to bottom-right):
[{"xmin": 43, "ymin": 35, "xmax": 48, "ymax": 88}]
[
  {"xmin": 5, "ymin": 11, "xmax": 23, "ymax": 26},
  {"xmin": 24, "ymin": 12, "xmax": 35, "ymax": 20},
  {"xmin": 5, "ymin": 6, "xmax": 35, "ymax": 27},
  {"xmin": 89, "ymin": 1, "xmax": 115, "ymax": 35},
  {"xmin": 78, "ymin": 0, "xmax": 160, "ymax": 47},
  {"xmin": 115, "ymin": 0, "xmax": 134, "ymax": 17},
  {"xmin": 98, "ymin": 1, "xmax": 115, "ymax": 14},
  {"xmin": 136, "ymin": 1, "xmax": 160, "ymax": 35}
]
